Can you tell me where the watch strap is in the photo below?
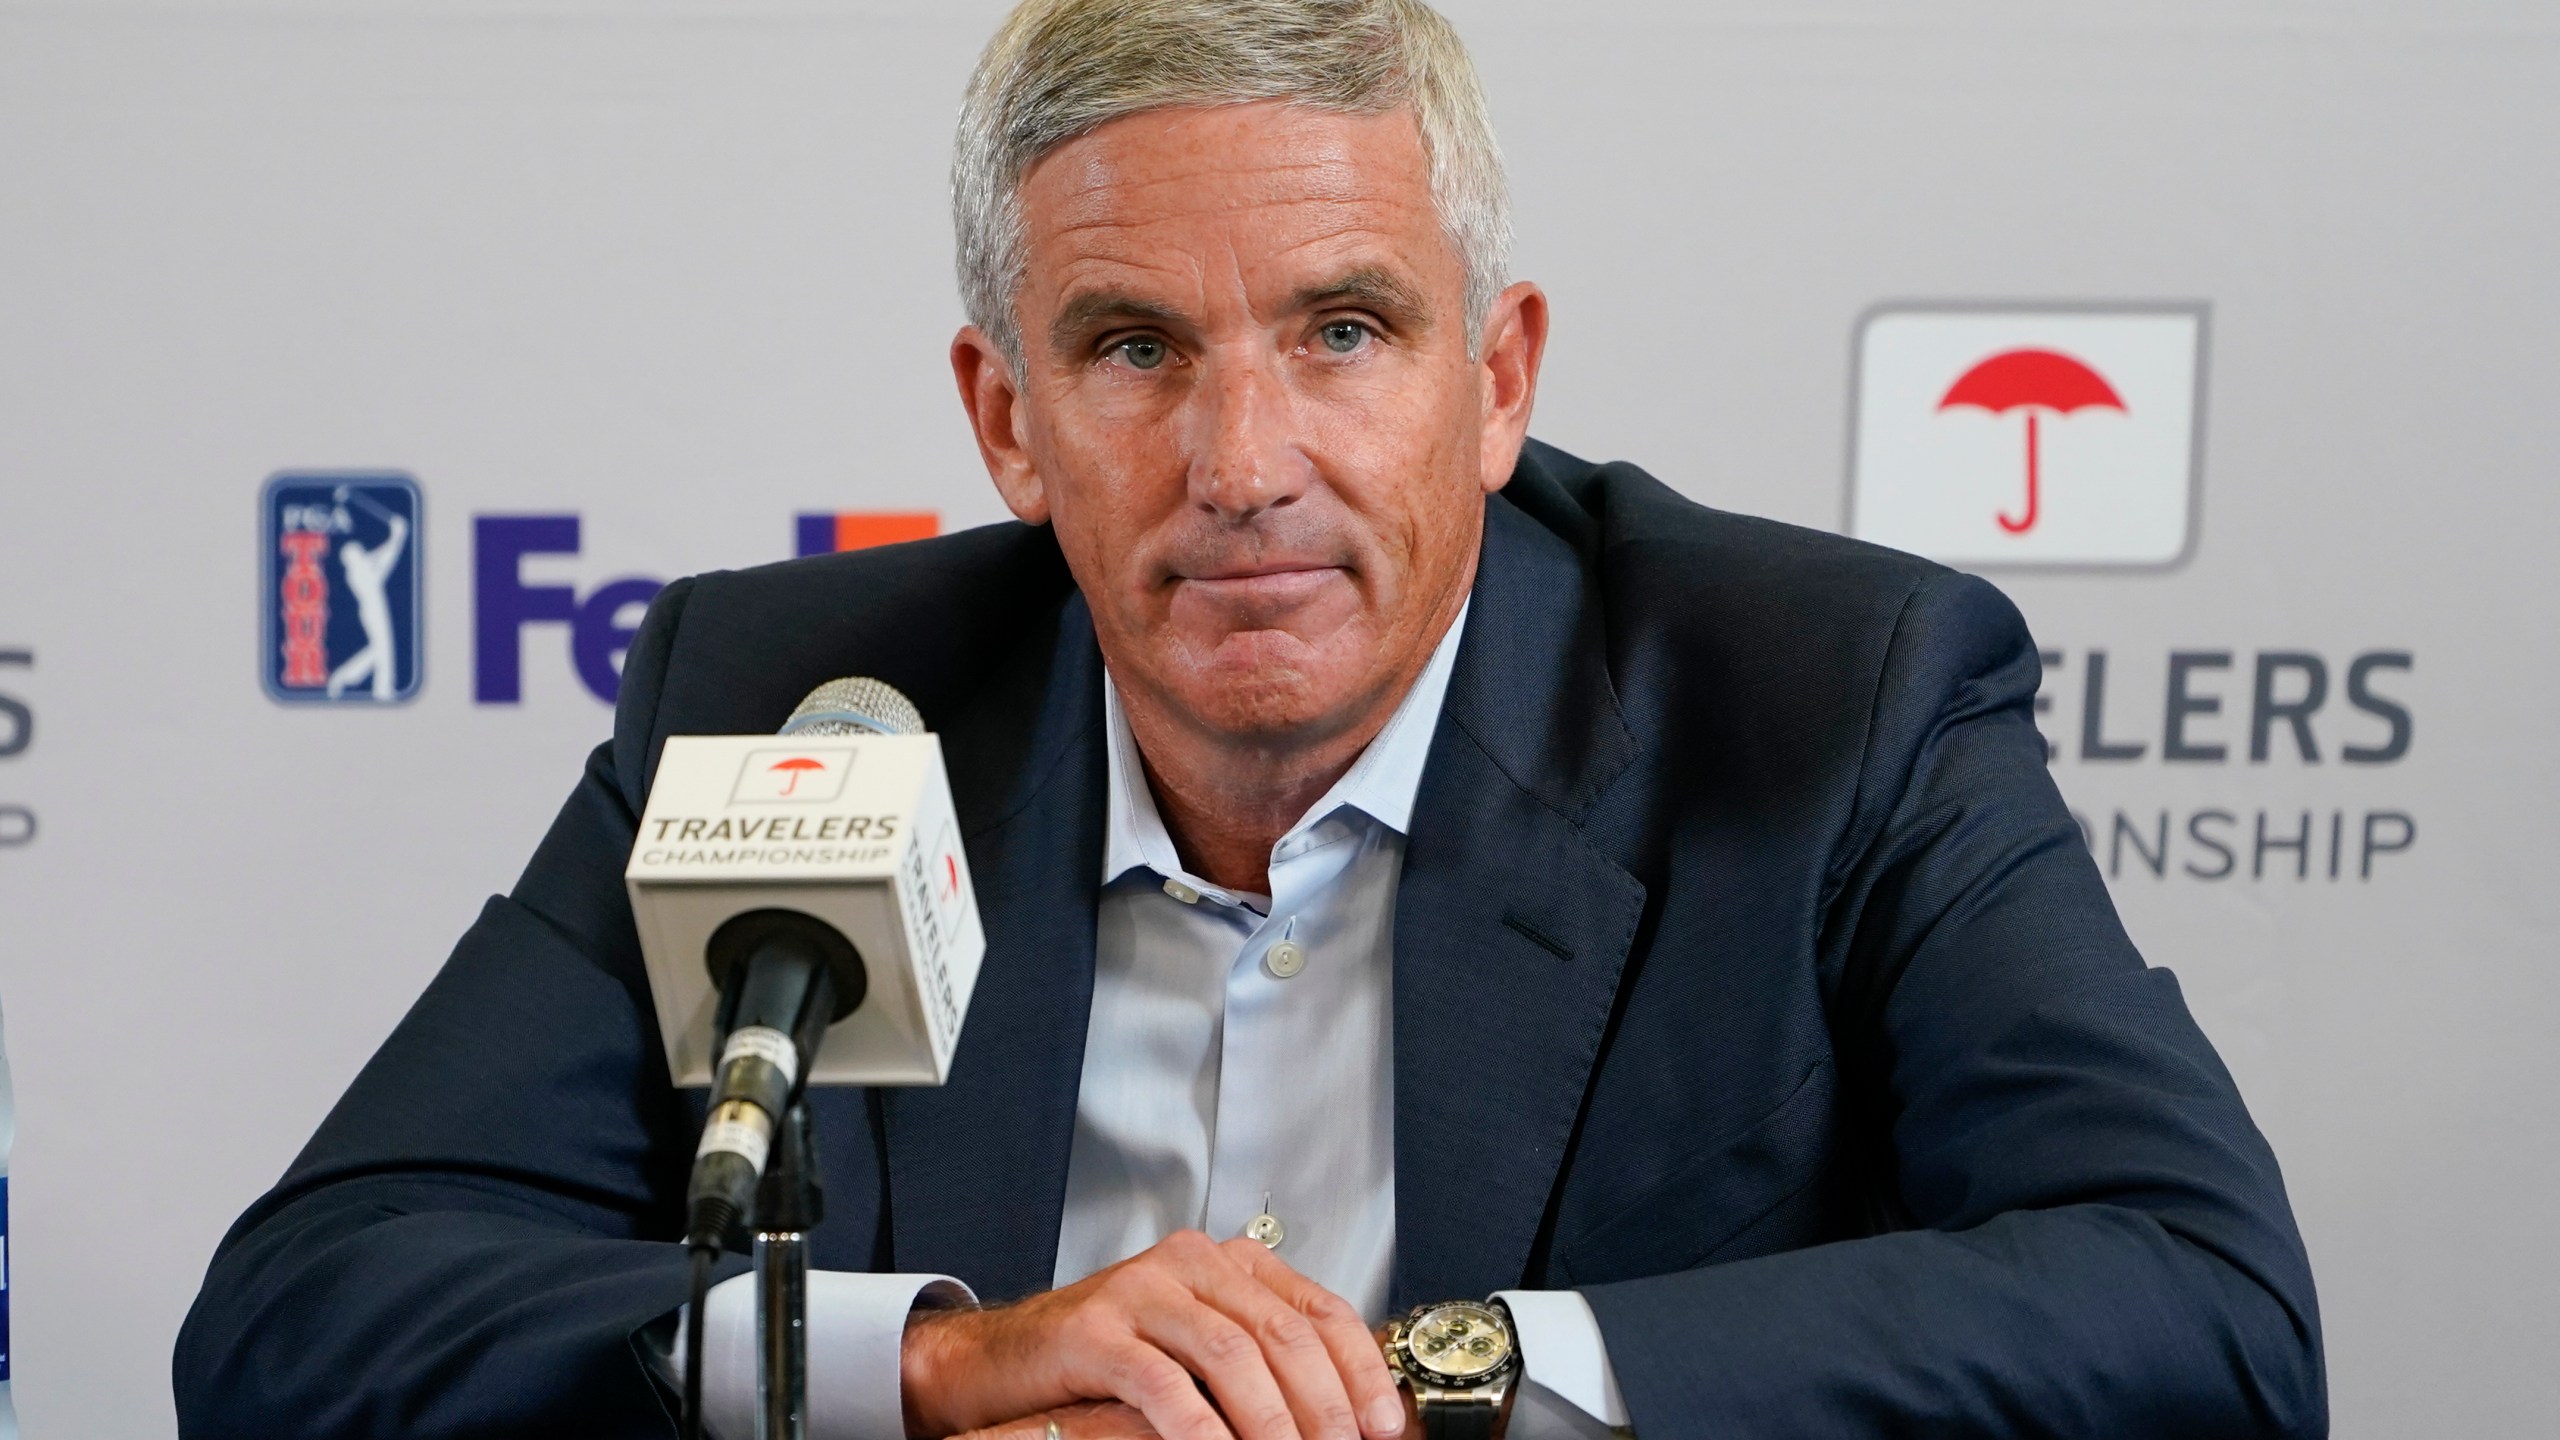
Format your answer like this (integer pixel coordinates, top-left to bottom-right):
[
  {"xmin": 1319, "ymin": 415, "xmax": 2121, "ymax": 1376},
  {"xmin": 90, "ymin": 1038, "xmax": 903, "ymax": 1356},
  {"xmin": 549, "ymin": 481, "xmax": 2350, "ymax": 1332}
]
[{"xmin": 1413, "ymin": 1386, "xmax": 1502, "ymax": 1440}]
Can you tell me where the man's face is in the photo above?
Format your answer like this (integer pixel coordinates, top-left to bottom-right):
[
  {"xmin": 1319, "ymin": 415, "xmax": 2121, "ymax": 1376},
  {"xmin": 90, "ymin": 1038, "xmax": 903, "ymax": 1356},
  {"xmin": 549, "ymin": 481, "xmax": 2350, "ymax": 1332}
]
[{"xmin": 956, "ymin": 102, "xmax": 1542, "ymax": 750}]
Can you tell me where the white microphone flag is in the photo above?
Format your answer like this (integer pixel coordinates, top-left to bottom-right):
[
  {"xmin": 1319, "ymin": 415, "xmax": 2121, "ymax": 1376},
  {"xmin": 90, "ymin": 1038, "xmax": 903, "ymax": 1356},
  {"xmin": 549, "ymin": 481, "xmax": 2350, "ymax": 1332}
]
[{"xmin": 626, "ymin": 732, "xmax": 985, "ymax": 1087}]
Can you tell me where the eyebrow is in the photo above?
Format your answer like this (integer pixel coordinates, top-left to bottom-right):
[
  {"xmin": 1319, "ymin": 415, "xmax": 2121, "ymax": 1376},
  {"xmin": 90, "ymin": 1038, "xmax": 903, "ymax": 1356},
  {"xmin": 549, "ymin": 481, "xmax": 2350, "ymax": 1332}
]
[
  {"xmin": 1047, "ymin": 291, "xmax": 1189, "ymax": 357},
  {"xmin": 1289, "ymin": 266, "xmax": 1434, "ymax": 330}
]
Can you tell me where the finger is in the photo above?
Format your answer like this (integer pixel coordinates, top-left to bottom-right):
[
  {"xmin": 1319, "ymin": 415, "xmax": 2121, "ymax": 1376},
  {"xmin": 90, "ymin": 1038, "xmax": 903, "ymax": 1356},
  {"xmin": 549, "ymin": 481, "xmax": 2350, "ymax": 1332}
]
[
  {"xmin": 1224, "ymin": 1242, "xmax": 1404, "ymax": 1440},
  {"xmin": 1067, "ymin": 1400, "xmax": 1165, "ymax": 1439},
  {"xmin": 1063, "ymin": 1400, "xmax": 1164, "ymax": 1440},
  {"xmin": 1128, "ymin": 1294, "xmax": 1304, "ymax": 1440},
  {"xmin": 1100, "ymin": 1335, "xmax": 1239, "ymax": 1440},
  {"xmin": 950, "ymin": 1401, "xmax": 1161, "ymax": 1440},
  {"xmin": 1155, "ymin": 1239, "xmax": 1356, "ymax": 1440}
]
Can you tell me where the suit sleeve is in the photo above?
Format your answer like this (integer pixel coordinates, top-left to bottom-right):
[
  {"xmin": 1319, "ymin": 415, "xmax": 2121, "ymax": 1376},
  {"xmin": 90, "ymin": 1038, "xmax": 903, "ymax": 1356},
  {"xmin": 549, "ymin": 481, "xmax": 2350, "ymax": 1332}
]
[
  {"xmin": 1579, "ymin": 571, "xmax": 2326, "ymax": 1439},
  {"xmin": 173, "ymin": 578, "xmax": 741, "ymax": 1439}
]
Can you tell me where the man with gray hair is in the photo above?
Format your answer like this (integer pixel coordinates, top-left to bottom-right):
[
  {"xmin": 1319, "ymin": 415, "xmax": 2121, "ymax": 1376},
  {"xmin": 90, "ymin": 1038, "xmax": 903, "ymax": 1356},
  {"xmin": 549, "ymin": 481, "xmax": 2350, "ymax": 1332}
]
[{"xmin": 177, "ymin": 2, "xmax": 2322, "ymax": 1438}]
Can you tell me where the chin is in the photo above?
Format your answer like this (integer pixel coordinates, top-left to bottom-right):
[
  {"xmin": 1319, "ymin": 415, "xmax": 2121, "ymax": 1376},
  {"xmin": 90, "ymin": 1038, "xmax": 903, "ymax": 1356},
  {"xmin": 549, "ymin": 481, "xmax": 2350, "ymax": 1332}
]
[
  {"xmin": 1183, "ymin": 682, "xmax": 1340, "ymax": 740},
  {"xmin": 1169, "ymin": 637, "xmax": 1364, "ymax": 742}
]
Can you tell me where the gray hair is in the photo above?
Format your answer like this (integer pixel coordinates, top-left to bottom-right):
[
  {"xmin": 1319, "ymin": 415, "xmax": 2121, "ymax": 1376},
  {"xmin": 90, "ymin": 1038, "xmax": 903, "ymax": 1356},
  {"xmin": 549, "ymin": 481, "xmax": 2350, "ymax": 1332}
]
[{"xmin": 953, "ymin": 0, "xmax": 1512, "ymax": 370}]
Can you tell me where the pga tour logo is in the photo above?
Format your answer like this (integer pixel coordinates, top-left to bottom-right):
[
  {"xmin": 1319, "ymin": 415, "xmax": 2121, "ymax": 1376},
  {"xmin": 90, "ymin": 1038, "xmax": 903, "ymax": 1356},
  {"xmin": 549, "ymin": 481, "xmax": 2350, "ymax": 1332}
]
[
  {"xmin": 262, "ymin": 474, "xmax": 422, "ymax": 703},
  {"xmin": 731, "ymin": 747, "xmax": 855, "ymax": 805},
  {"xmin": 1847, "ymin": 304, "xmax": 2207, "ymax": 569}
]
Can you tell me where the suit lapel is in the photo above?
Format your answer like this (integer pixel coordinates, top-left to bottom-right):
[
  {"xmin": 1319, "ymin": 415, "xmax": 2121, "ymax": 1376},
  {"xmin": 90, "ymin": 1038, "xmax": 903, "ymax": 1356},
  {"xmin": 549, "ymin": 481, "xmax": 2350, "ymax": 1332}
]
[
  {"xmin": 1392, "ymin": 488, "xmax": 1646, "ymax": 1307},
  {"xmin": 882, "ymin": 588, "xmax": 1107, "ymax": 1301}
]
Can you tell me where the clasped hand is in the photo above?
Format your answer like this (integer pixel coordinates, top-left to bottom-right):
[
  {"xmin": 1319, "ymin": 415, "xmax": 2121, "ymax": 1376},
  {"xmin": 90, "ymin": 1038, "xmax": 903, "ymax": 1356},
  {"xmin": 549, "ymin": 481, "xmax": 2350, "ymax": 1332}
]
[{"xmin": 902, "ymin": 1230, "xmax": 1412, "ymax": 1440}]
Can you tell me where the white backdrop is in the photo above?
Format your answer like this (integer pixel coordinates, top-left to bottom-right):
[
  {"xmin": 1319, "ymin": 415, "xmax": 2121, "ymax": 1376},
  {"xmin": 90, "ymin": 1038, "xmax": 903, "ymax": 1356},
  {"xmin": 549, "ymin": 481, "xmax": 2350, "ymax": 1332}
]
[{"xmin": 2, "ymin": 1, "xmax": 2554, "ymax": 1434}]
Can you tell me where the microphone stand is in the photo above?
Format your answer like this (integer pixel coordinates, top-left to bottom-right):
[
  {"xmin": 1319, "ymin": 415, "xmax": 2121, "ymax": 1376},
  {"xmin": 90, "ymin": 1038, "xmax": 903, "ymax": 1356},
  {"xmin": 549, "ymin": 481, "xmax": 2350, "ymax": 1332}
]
[{"xmin": 753, "ymin": 1102, "xmax": 821, "ymax": 1440}]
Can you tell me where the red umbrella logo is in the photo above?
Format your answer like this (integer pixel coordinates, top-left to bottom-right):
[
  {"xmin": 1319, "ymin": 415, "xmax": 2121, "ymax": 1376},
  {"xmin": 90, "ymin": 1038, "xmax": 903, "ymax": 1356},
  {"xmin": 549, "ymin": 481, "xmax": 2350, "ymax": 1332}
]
[
  {"xmin": 767, "ymin": 756, "xmax": 827, "ymax": 795},
  {"xmin": 1937, "ymin": 348, "xmax": 2126, "ymax": 534}
]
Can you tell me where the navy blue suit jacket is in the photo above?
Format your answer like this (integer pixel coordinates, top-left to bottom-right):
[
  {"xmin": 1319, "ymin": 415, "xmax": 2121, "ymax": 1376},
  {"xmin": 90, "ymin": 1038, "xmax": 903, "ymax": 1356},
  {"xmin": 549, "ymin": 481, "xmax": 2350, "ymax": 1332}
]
[{"xmin": 175, "ymin": 442, "xmax": 2323, "ymax": 1437}]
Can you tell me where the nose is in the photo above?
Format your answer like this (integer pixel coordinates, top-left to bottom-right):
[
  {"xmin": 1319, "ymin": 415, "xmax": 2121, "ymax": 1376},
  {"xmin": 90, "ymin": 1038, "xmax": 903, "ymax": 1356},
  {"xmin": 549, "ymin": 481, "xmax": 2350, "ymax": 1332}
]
[{"xmin": 1185, "ymin": 348, "xmax": 1310, "ymax": 524}]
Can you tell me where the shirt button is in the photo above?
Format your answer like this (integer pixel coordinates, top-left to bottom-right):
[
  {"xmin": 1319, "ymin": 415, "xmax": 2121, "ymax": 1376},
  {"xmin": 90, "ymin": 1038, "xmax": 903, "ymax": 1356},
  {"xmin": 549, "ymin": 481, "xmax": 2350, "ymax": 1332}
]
[
  {"xmin": 1244, "ymin": 1211, "xmax": 1286, "ymax": 1248},
  {"xmin": 1162, "ymin": 878, "xmax": 1200, "ymax": 904},
  {"xmin": 1263, "ymin": 940, "xmax": 1307, "ymax": 979}
]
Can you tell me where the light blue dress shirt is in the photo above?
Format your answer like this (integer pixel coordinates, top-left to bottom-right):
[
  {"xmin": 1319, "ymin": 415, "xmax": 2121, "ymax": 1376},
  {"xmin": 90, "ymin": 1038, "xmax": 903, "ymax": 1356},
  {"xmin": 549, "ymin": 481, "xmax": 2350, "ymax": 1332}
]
[{"xmin": 685, "ymin": 600, "xmax": 1629, "ymax": 1439}]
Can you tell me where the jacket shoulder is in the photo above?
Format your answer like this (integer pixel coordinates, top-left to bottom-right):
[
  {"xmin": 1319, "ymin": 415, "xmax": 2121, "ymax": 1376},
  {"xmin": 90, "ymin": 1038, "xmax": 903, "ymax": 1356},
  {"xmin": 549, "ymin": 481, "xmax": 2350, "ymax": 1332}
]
[
  {"xmin": 1510, "ymin": 440, "xmax": 2036, "ymax": 806},
  {"xmin": 1512, "ymin": 437, "xmax": 1952, "ymax": 614},
  {"xmin": 1512, "ymin": 437, "xmax": 2008, "ymax": 660}
]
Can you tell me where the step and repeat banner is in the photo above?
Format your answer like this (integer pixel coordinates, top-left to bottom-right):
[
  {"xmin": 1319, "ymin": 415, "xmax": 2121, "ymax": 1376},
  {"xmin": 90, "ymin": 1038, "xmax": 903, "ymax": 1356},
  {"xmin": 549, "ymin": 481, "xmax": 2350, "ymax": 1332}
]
[{"xmin": 1, "ymin": 2, "xmax": 2552, "ymax": 1435}]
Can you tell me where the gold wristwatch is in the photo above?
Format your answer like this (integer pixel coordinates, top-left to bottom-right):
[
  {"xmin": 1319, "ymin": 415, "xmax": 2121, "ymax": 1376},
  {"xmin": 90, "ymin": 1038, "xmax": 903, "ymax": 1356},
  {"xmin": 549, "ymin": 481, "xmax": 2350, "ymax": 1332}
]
[{"xmin": 1383, "ymin": 1299, "xmax": 1520, "ymax": 1440}]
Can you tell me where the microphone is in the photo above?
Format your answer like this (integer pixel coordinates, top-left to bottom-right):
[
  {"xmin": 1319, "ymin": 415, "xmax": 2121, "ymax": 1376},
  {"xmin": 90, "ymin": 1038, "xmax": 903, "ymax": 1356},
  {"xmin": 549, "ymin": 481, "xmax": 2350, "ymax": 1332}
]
[
  {"xmin": 679, "ymin": 906, "xmax": 865, "ymax": 1249},
  {"xmin": 624, "ymin": 677, "xmax": 986, "ymax": 1250}
]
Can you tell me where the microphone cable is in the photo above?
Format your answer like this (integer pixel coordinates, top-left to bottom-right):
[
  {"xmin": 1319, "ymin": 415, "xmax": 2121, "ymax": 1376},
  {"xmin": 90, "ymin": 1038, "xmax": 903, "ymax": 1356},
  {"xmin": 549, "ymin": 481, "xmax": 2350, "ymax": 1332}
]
[{"xmin": 682, "ymin": 1240, "xmax": 716, "ymax": 1440}]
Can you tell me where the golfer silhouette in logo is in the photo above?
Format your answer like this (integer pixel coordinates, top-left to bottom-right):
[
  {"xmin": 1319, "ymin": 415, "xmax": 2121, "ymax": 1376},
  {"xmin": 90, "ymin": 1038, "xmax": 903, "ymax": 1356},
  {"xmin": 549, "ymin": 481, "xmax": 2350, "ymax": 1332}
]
[{"xmin": 325, "ymin": 486, "xmax": 410, "ymax": 701}]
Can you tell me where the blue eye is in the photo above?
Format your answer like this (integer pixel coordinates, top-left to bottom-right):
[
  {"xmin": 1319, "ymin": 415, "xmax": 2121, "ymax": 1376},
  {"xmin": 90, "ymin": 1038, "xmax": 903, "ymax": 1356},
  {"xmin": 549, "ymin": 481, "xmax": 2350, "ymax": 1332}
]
[
  {"xmin": 1319, "ymin": 321, "xmax": 1369, "ymax": 355},
  {"xmin": 1116, "ymin": 336, "xmax": 1168, "ymax": 370}
]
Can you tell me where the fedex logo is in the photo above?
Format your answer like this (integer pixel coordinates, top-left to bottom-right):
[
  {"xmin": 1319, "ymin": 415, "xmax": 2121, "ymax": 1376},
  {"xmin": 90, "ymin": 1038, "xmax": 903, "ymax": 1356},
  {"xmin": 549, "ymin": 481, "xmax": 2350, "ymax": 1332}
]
[
  {"xmin": 473, "ymin": 516, "xmax": 666, "ymax": 704},
  {"xmin": 796, "ymin": 512, "xmax": 938, "ymax": 557},
  {"xmin": 474, "ymin": 510, "xmax": 942, "ymax": 705}
]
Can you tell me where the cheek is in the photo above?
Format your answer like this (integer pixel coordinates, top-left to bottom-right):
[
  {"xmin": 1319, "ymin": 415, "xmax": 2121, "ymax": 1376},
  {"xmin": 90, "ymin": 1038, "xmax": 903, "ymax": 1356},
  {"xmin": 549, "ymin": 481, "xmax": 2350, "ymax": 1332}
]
[
  {"xmin": 1046, "ymin": 477, "xmax": 1144, "ymax": 596},
  {"xmin": 1027, "ymin": 396, "xmax": 1184, "ymax": 596},
  {"xmin": 1312, "ymin": 370, "xmax": 1481, "ymax": 573}
]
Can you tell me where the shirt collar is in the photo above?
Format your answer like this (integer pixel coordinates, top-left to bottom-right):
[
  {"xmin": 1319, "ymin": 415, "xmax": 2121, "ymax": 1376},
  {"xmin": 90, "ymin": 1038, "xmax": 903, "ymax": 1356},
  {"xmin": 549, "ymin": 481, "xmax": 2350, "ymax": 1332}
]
[{"xmin": 1101, "ymin": 596, "xmax": 1473, "ymax": 888}]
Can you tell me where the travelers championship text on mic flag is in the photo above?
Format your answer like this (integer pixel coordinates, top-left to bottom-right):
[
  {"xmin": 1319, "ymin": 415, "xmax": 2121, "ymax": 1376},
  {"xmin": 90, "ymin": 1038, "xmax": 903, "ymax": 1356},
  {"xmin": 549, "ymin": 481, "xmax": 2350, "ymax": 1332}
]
[
  {"xmin": 0, "ymin": 3, "xmax": 2551, "ymax": 1436},
  {"xmin": 629, "ymin": 729, "xmax": 985, "ymax": 1088}
]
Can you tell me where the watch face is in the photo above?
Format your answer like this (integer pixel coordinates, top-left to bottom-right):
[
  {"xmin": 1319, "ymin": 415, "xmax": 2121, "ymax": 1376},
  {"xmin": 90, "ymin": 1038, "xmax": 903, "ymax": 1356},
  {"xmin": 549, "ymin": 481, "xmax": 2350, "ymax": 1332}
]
[{"xmin": 1404, "ymin": 1301, "xmax": 1513, "ymax": 1383}]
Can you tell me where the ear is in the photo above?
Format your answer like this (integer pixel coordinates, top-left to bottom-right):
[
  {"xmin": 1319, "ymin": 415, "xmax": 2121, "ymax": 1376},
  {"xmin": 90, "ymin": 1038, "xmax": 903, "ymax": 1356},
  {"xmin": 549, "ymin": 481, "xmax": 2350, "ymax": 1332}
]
[
  {"xmin": 951, "ymin": 326, "xmax": 1050, "ymax": 525},
  {"xmin": 1473, "ymin": 281, "xmax": 1550, "ymax": 495}
]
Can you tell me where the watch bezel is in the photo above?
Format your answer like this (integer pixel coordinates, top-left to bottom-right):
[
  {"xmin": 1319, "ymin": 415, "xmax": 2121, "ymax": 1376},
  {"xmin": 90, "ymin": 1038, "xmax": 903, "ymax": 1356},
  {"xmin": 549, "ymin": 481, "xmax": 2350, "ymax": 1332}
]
[{"xmin": 1392, "ymin": 1299, "xmax": 1518, "ymax": 1389}]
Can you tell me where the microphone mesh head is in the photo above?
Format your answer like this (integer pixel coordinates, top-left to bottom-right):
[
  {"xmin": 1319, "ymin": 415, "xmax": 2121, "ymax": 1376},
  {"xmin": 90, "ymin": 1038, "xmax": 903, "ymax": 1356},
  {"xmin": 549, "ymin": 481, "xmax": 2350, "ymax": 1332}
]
[{"xmin": 780, "ymin": 676, "xmax": 926, "ymax": 737}]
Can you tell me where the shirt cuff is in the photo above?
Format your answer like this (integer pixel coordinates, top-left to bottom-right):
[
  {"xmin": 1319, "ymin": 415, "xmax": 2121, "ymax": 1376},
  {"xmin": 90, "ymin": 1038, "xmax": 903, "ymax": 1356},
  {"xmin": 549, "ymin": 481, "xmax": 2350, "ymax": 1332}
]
[
  {"xmin": 1494, "ymin": 1289, "xmax": 1631, "ymax": 1437},
  {"xmin": 669, "ymin": 1269, "xmax": 976, "ymax": 1440}
]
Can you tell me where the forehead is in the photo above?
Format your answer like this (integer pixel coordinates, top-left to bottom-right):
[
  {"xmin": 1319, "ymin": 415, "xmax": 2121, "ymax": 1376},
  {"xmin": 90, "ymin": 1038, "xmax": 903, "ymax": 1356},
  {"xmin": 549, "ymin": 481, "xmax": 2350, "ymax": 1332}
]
[{"xmin": 1013, "ymin": 102, "xmax": 1449, "ymax": 305}]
